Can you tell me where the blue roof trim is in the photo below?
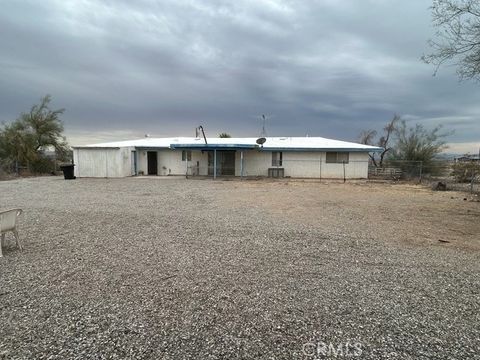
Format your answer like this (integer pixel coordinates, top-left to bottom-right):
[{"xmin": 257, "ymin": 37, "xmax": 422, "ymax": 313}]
[
  {"xmin": 255, "ymin": 147, "xmax": 384, "ymax": 152},
  {"xmin": 170, "ymin": 143, "xmax": 257, "ymax": 150},
  {"xmin": 170, "ymin": 143, "xmax": 383, "ymax": 152}
]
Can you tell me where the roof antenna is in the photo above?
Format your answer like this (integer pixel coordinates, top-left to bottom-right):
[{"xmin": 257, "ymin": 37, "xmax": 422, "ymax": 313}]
[{"xmin": 260, "ymin": 114, "xmax": 268, "ymax": 137}]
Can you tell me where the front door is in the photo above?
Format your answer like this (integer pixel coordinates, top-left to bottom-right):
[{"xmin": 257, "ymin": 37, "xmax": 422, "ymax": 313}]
[
  {"xmin": 147, "ymin": 151, "xmax": 158, "ymax": 175},
  {"xmin": 207, "ymin": 150, "xmax": 236, "ymax": 176},
  {"xmin": 221, "ymin": 151, "xmax": 235, "ymax": 175}
]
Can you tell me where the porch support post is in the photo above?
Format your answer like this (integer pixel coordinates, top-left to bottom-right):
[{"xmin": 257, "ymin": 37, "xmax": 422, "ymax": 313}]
[
  {"xmin": 135, "ymin": 150, "xmax": 138, "ymax": 175},
  {"xmin": 240, "ymin": 150, "xmax": 244, "ymax": 179},
  {"xmin": 213, "ymin": 149, "xmax": 217, "ymax": 180}
]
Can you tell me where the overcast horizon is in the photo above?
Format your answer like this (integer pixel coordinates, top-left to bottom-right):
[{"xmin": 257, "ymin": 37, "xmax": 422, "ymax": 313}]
[{"xmin": 1, "ymin": 0, "xmax": 479, "ymax": 153}]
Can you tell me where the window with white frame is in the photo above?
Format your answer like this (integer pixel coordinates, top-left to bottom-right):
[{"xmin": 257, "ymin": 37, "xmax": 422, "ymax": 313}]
[
  {"xmin": 325, "ymin": 152, "xmax": 349, "ymax": 164},
  {"xmin": 272, "ymin": 151, "xmax": 283, "ymax": 166},
  {"xmin": 182, "ymin": 150, "xmax": 192, "ymax": 161}
]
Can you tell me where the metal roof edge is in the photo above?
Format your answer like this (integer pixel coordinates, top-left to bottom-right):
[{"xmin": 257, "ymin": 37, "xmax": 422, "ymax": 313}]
[
  {"xmin": 258, "ymin": 147, "xmax": 384, "ymax": 152},
  {"xmin": 72, "ymin": 146, "xmax": 121, "ymax": 149},
  {"xmin": 135, "ymin": 146, "xmax": 170, "ymax": 150},
  {"xmin": 170, "ymin": 143, "xmax": 258, "ymax": 149},
  {"xmin": 73, "ymin": 144, "xmax": 383, "ymax": 152}
]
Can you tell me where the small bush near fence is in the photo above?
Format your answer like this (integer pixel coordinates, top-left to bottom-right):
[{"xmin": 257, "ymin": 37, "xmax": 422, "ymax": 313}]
[
  {"xmin": 369, "ymin": 160, "xmax": 479, "ymax": 194},
  {"xmin": 451, "ymin": 162, "xmax": 480, "ymax": 183},
  {"xmin": 0, "ymin": 155, "xmax": 68, "ymax": 178}
]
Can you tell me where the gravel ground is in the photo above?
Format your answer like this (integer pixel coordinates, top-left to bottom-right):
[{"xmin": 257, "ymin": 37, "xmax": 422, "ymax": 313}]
[{"xmin": 0, "ymin": 176, "xmax": 479, "ymax": 359}]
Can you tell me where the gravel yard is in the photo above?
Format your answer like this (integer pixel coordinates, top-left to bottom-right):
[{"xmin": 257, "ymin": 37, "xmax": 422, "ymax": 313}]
[{"xmin": 0, "ymin": 176, "xmax": 479, "ymax": 359}]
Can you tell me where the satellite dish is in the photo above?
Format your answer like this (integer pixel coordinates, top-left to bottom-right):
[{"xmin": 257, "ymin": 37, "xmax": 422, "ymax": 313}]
[{"xmin": 256, "ymin": 137, "xmax": 266, "ymax": 146}]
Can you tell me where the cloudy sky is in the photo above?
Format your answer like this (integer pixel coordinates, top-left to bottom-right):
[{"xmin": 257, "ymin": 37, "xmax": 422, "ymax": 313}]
[{"xmin": 0, "ymin": 0, "xmax": 478, "ymax": 152}]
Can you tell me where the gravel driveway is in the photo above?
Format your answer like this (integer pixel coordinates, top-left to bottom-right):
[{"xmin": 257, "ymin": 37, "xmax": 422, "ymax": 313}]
[{"xmin": 0, "ymin": 177, "xmax": 479, "ymax": 359}]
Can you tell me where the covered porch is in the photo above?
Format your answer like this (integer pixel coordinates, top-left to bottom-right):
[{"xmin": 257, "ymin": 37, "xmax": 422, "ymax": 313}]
[{"xmin": 170, "ymin": 143, "xmax": 257, "ymax": 178}]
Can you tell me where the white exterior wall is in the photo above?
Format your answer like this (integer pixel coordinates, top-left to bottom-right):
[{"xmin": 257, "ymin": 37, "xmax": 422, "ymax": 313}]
[
  {"xmin": 74, "ymin": 147, "xmax": 370, "ymax": 179},
  {"xmin": 74, "ymin": 147, "xmax": 133, "ymax": 178},
  {"xmin": 137, "ymin": 151, "xmax": 147, "ymax": 175},
  {"xmin": 158, "ymin": 149, "xmax": 186, "ymax": 175},
  {"xmin": 236, "ymin": 150, "xmax": 271, "ymax": 177},
  {"xmin": 319, "ymin": 152, "xmax": 369, "ymax": 179},
  {"xmin": 238, "ymin": 150, "xmax": 369, "ymax": 179},
  {"xmin": 282, "ymin": 152, "xmax": 322, "ymax": 178},
  {"xmin": 136, "ymin": 149, "xmax": 209, "ymax": 176}
]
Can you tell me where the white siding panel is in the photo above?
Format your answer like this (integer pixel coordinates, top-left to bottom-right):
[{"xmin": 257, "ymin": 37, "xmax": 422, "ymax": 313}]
[
  {"xmin": 75, "ymin": 149, "xmax": 107, "ymax": 177},
  {"xmin": 74, "ymin": 148, "xmax": 127, "ymax": 178},
  {"xmin": 240, "ymin": 150, "xmax": 271, "ymax": 177},
  {"xmin": 320, "ymin": 152, "xmax": 369, "ymax": 179},
  {"xmin": 159, "ymin": 149, "xmax": 184, "ymax": 175},
  {"xmin": 283, "ymin": 152, "xmax": 322, "ymax": 178}
]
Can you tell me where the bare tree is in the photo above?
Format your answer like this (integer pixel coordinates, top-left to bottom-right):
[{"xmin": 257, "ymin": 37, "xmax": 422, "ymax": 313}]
[
  {"xmin": 422, "ymin": 0, "xmax": 480, "ymax": 81},
  {"xmin": 359, "ymin": 129, "xmax": 378, "ymax": 166},
  {"xmin": 359, "ymin": 114, "xmax": 400, "ymax": 167}
]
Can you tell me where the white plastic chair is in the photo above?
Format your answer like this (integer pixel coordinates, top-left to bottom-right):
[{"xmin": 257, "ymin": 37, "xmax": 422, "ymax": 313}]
[{"xmin": 0, "ymin": 209, "xmax": 23, "ymax": 257}]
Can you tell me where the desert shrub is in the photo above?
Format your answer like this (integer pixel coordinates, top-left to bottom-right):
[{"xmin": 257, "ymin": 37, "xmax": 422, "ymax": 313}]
[
  {"xmin": 30, "ymin": 157, "xmax": 56, "ymax": 174},
  {"xmin": 451, "ymin": 162, "xmax": 480, "ymax": 183}
]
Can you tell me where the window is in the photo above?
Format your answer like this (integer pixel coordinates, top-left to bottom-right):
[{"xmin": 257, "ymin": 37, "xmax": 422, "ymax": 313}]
[
  {"xmin": 182, "ymin": 150, "xmax": 192, "ymax": 161},
  {"xmin": 272, "ymin": 151, "xmax": 283, "ymax": 166},
  {"xmin": 326, "ymin": 152, "xmax": 349, "ymax": 164}
]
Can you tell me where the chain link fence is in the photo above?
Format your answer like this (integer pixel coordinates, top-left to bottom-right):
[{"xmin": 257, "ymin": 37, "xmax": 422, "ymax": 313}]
[
  {"xmin": 180, "ymin": 157, "xmax": 479, "ymax": 194},
  {"xmin": 368, "ymin": 159, "xmax": 479, "ymax": 194},
  {"xmin": 0, "ymin": 156, "xmax": 64, "ymax": 179}
]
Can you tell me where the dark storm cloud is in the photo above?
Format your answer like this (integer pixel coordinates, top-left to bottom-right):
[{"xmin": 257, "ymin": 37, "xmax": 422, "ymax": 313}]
[{"xmin": 0, "ymin": 0, "xmax": 478, "ymax": 152}]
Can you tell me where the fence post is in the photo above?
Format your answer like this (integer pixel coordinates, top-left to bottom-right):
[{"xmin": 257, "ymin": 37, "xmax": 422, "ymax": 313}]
[
  {"xmin": 470, "ymin": 170, "xmax": 476, "ymax": 193},
  {"xmin": 240, "ymin": 151, "xmax": 244, "ymax": 179},
  {"xmin": 213, "ymin": 149, "xmax": 217, "ymax": 180},
  {"xmin": 419, "ymin": 161, "xmax": 423, "ymax": 183},
  {"xmin": 319, "ymin": 155, "xmax": 322, "ymax": 180},
  {"xmin": 343, "ymin": 160, "xmax": 346, "ymax": 183}
]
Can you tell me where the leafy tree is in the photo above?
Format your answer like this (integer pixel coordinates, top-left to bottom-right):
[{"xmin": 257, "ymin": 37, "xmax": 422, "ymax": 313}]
[
  {"xmin": 390, "ymin": 120, "xmax": 451, "ymax": 173},
  {"xmin": 359, "ymin": 114, "xmax": 400, "ymax": 167},
  {"xmin": 0, "ymin": 120, "xmax": 36, "ymax": 167},
  {"xmin": 0, "ymin": 95, "xmax": 69, "ymax": 173},
  {"xmin": 21, "ymin": 95, "xmax": 68, "ymax": 154},
  {"xmin": 218, "ymin": 133, "xmax": 231, "ymax": 138},
  {"xmin": 422, "ymin": 0, "xmax": 480, "ymax": 81}
]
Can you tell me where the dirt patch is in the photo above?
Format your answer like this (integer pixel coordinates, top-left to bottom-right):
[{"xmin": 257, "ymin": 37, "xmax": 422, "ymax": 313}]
[{"xmin": 220, "ymin": 180, "xmax": 480, "ymax": 250}]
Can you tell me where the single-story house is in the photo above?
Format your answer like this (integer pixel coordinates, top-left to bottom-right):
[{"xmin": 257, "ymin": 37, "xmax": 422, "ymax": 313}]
[{"xmin": 72, "ymin": 136, "xmax": 382, "ymax": 179}]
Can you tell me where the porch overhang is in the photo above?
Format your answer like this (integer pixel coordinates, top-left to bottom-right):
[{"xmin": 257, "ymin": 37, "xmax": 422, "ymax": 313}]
[
  {"xmin": 170, "ymin": 144, "xmax": 383, "ymax": 152},
  {"xmin": 169, "ymin": 143, "xmax": 257, "ymax": 150}
]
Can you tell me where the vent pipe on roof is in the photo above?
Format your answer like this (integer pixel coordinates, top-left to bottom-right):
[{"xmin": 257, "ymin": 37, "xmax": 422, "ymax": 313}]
[{"xmin": 196, "ymin": 126, "xmax": 207, "ymax": 145}]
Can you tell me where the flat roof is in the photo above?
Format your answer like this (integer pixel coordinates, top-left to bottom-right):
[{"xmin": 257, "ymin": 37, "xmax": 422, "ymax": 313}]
[{"xmin": 74, "ymin": 136, "xmax": 383, "ymax": 152}]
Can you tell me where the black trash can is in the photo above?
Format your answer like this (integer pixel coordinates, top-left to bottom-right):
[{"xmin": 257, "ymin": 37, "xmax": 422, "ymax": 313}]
[{"xmin": 60, "ymin": 164, "xmax": 76, "ymax": 180}]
